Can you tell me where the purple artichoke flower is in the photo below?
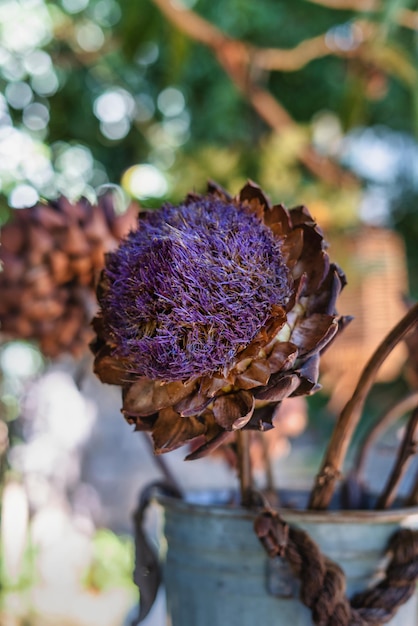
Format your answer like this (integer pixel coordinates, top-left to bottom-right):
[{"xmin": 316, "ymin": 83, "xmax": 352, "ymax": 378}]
[
  {"xmin": 101, "ymin": 197, "xmax": 292, "ymax": 381},
  {"xmin": 92, "ymin": 181, "xmax": 349, "ymax": 458}
]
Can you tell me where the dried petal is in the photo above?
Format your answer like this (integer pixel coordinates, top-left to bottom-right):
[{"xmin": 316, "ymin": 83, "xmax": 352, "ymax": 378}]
[
  {"xmin": 207, "ymin": 180, "xmax": 232, "ymax": 201},
  {"xmin": 245, "ymin": 405, "xmax": 276, "ymax": 431},
  {"xmin": 213, "ymin": 390, "xmax": 255, "ymax": 430},
  {"xmin": 292, "ymin": 354, "xmax": 321, "ymax": 396},
  {"xmin": 280, "ymin": 228, "xmax": 305, "ymax": 269},
  {"xmin": 199, "ymin": 375, "xmax": 230, "ymax": 397},
  {"xmin": 267, "ymin": 341, "xmax": 298, "ymax": 373},
  {"xmin": 235, "ymin": 360, "xmax": 271, "ymax": 389},
  {"xmin": 294, "ymin": 225, "xmax": 330, "ymax": 294},
  {"xmin": 129, "ymin": 414, "xmax": 157, "ymax": 431},
  {"xmin": 123, "ymin": 379, "xmax": 195, "ymax": 417},
  {"xmin": 237, "ymin": 180, "xmax": 270, "ymax": 219},
  {"xmin": 288, "ymin": 205, "xmax": 317, "ymax": 228},
  {"xmin": 290, "ymin": 314, "xmax": 339, "ymax": 358},
  {"xmin": 254, "ymin": 373, "xmax": 300, "ymax": 402},
  {"xmin": 263, "ymin": 204, "xmax": 291, "ymax": 233},
  {"xmin": 285, "ymin": 274, "xmax": 307, "ymax": 313},
  {"xmin": 174, "ymin": 390, "xmax": 213, "ymax": 417},
  {"xmin": 306, "ymin": 264, "xmax": 347, "ymax": 316},
  {"xmin": 186, "ymin": 429, "xmax": 233, "ymax": 460},
  {"xmin": 152, "ymin": 407, "xmax": 207, "ymax": 453},
  {"xmin": 263, "ymin": 306, "xmax": 288, "ymax": 343},
  {"xmin": 93, "ymin": 345, "xmax": 130, "ymax": 385}
]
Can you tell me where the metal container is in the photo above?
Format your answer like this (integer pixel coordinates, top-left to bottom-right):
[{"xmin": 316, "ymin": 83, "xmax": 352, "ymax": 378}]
[{"xmin": 156, "ymin": 492, "xmax": 418, "ymax": 626}]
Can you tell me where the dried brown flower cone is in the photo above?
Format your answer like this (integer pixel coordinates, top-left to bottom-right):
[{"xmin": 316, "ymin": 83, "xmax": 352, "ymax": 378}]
[
  {"xmin": 0, "ymin": 194, "xmax": 138, "ymax": 358},
  {"xmin": 92, "ymin": 181, "xmax": 349, "ymax": 458}
]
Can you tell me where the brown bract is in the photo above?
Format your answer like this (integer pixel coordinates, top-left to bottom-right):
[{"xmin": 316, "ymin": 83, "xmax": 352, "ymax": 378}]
[
  {"xmin": 0, "ymin": 194, "xmax": 138, "ymax": 358},
  {"xmin": 91, "ymin": 181, "xmax": 349, "ymax": 458}
]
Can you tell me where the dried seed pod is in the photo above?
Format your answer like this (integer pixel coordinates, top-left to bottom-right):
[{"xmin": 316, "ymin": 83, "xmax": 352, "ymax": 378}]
[
  {"xmin": 92, "ymin": 181, "xmax": 349, "ymax": 458},
  {"xmin": 0, "ymin": 193, "xmax": 138, "ymax": 358}
]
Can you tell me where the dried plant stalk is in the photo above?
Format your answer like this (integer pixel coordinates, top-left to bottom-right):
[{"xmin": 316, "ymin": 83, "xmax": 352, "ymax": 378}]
[
  {"xmin": 309, "ymin": 302, "xmax": 418, "ymax": 510},
  {"xmin": 258, "ymin": 432, "xmax": 275, "ymax": 493},
  {"xmin": 353, "ymin": 391, "xmax": 418, "ymax": 483},
  {"xmin": 143, "ymin": 433, "xmax": 183, "ymax": 495},
  {"xmin": 406, "ymin": 473, "xmax": 418, "ymax": 506},
  {"xmin": 236, "ymin": 430, "xmax": 253, "ymax": 507},
  {"xmin": 376, "ymin": 407, "xmax": 418, "ymax": 510}
]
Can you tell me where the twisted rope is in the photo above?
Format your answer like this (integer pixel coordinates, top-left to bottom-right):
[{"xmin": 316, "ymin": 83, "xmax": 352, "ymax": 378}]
[{"xmin": 255, "ymin": 510, "xmax": 418, "ymax": 626}]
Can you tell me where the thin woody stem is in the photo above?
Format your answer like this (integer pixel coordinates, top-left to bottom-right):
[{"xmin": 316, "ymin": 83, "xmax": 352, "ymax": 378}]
[
  {"xmin": 375, "ymin": 406, "xmax": 418, "ymax": 509},
  {"xmin": 258, "ymin": 432, "xmax": 281, "ymax": 508},
  {"xmin": 258, "ymin": 431, "xmax": 275, "ymax": 493},
  {"xmin": 309, "ymin": 302, "xmax": 418, "ymax": 510},
  {"xmin": 353, "ymin": 391, "xmax": 418, "ymax": 483},
  {"xmin": 236, "ymin": 430, "xmax": 253, "ymax": 507},
  {"xmin": 406, "ymin": 472, "xmax": 418, "ymax": 506},
  {"xmin": 143, "ymin": 433, "xmax": 183, "ymax": 494}
]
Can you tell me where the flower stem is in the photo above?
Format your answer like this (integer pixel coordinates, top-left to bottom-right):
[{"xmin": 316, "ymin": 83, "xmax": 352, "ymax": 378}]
[
  {"xmin": 143, "ymin": 433, "xmax": 183, "ymax": 495},
  {"xmin": 309, "ymin": 302, "xmax": 418, "ymax": 510},
  {"xmin": 236, "ymin": 430, "xmax": 253, "ymax": 507},
  {"xmin": 258, "ymin": 432, "xmax": 280, "ymax": 506},
  {"xmin": 259, "ymin": 432, "xmax": 275, "ymax": 493}
]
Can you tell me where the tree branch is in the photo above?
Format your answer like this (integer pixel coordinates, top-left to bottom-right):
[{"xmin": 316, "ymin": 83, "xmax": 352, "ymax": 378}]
[
  {"xmin": 305, "ymin": 0, "xmax": 418, "ymax": 31},
  {"xmin": 152, "ymin": 0, "xmax": 224, "ymax": 46},
  {"xmin": 305, "ymin": 0, "xmax": 378, "ymax": 10},
  {"xmin": 397, "ymin": 8, "xmax": 418, "ymax": 31},
  {"xmin": 152, "ymin": 0, "xmax": 357, "ymax": 188},
  {"xmin": 253, "ymin": 34, "xmax": 331, "ymax": 72}
]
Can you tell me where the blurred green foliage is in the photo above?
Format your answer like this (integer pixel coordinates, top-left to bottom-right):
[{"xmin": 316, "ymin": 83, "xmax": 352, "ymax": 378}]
[
  {"xmin": 1, "ymin": 0, "xmax": 418, "ymax": 283},
  {"xmin": 83, "ymin": 529, "xmax": 137, "ymax": 593},
  {"xmin": 0, "ymin": 0, "xmax": 416, "ymax": 206}
]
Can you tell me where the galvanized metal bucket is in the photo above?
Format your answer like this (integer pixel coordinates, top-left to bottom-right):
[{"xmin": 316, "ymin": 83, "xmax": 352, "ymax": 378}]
[{"xmin": 155, "ymin": 491, "xmax": 418, "ymax": 626}]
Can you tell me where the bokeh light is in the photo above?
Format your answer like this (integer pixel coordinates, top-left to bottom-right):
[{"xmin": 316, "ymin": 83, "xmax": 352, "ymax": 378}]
[
  {"xmin": 9, "ymin": 184, "xmax": 39, "ymax": 208},
  {"xmin": 94, "ymin": 88, "xmax": 135, "ymax": 140},
  {"xmin": 91, "ymin": 0, "xmax": 122, "ymax": 27},
  {"xmin": 135, "ymin": 41, "xmax": 159, "ymax": 66},
  {"xmin": 23, "ymin": 102, "xmax": 50, "ymax": 131},
  {"xmin": 157, "ymin": 87, "xmax": 185, "ymax": 117},
  {"xmin": 62, "ymin": 0, "xmax": 90, "ymax": 14},
  {"xmin": 5, "ymin": 81, "xmax": 33, "ymax": 109},
  {"xmin": 76, "ymin": 21, "xmax": 105, "ymax": 52},
  {"xmin": 0, "ymin": 342, "xmax": 43, "ymax": 379},
  {"xmin": 0, "ymin": 1, "xmax": 52, "ymax": 54},
  {"xmin": 121, "ymin": 163, "xmax": 167, "ymax": 199}
]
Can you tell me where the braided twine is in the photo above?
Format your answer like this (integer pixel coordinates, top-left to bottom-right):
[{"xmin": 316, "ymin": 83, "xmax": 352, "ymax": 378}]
[{"xmin": 255, "ymin": 510, "xmax": 418, "ymax": 626}]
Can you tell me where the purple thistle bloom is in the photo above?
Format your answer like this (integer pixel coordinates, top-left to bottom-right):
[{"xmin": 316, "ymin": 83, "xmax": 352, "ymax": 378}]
[
  {"xmin": 100, "ymin": 197, "xmax": 292, "ymax": 381},
  {"xmin": 92, "ymin": 181, "xmax": 348, "ymax": 458}
]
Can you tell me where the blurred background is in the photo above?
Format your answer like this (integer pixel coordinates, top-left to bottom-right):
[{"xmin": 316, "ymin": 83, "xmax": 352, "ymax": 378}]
[{"xmin": 1, "ymin": 0, "xmax": 418, "ymax": 624}]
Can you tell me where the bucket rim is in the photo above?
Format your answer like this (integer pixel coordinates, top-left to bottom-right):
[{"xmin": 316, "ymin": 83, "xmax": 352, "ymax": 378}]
[{"xmin": 154, "ymin": 489, "xmax": 418, "ymax": 525}]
